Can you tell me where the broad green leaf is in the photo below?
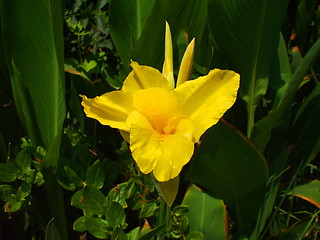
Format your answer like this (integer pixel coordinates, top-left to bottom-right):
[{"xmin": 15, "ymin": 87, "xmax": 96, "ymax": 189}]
[
  {"xmin": 0, "ymin": 184, "xmax": 14, "ymax": 201},
  {"xmin": 182, "ymin": 185, "xmax": 227, "ymax": 240},
  {"xmin": 183, "ymin": 0, "xmax": 211, "ymax": 68},
  {"xmin": 73, "ymin": 216, "xmax": 87, "ymax": 232},
  {"xmin": 73, "ymin": 216, "xmax": 109, "ymax": 239},
  {"xmin": 0, "ymin": 162, "xmax": 19, "ymax": 183},
  {"xmin": 1, "ymin": 0, "xmax": 66, "ymax": 168},
  {"xmin": 191, "ymin": 121, "xmax": 268, "ymax": 232},
  {"xmin": 106, "ymin": 201, "xmax": 126, "ymax": 229},
  {"xmin": 186, "ymin": 232, "xmax": 204, "ymax": 240},
  {"xmin": 132, "ymin": 0, "xmax": 192, "ymax": 69},
  {"xmin": 85, "ymin": 160, "xmax": 105, "ymax": 189},
  {"xmin": 82, "ymin": 186, "xmax": 106, "ymax": 217},
  {"xmin": 207, "ymin": 0, "xmax": 289, "ymax": 136},
  {"xmin": 107, "ymin": 183, "xmax": 128, "ymax": 208},
  {"xmin": 15, "ymin": 148, "xmax": 32, "ymax": 171},
  {"xmin": 251, "ymin": 38, "xmax": 320, "ymax": 152},
  {"xmin": 289, "ymin": 181, "xmax": 320, "ymax": 208},
  {"xmin": 71, "ymin": 190, "xmax": 84, "ymax": 210},
  {"xmin": 109, "ymin": 0, "xmax": 155, "ymax": 70}
]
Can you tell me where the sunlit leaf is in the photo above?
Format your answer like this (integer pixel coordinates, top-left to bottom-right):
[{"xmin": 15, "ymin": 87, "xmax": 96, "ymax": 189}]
[
  {"xmin": 1, "ymin": 0, "xmax": 66, "ymax": 168},
  {"xmin": 290, "ymin": 181, "xmax": 320, "ymax": 208},
  {"xmin": 183, "ymin": 185, "xmax": 227, "ymax": 240}
]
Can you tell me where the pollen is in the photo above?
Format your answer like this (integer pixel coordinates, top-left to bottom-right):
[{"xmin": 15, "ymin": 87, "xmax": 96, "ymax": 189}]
[{"xmin": 155, "ymin": 131, "xmax": 169, "ymax": 143}]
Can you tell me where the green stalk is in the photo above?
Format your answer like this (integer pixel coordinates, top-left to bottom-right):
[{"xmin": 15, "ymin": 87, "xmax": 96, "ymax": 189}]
[
  {"xmin": 158, "ymin": 197, "xmax": 171, "ymax": 239},
  {"xmin": 43, "ymin": 169, "xmax": 69, "ymax": 240}
]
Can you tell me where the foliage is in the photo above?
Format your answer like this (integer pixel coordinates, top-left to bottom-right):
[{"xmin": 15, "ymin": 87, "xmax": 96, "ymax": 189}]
[{"xmin": 0, "ymin": 0, "xmax": 320, "ymax": 239}]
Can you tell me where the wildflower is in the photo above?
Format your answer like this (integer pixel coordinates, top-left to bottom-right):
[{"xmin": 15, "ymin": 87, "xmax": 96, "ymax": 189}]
[{"xmin": 81, "ymin": 22, "xmax": 240, "ymax": 182}]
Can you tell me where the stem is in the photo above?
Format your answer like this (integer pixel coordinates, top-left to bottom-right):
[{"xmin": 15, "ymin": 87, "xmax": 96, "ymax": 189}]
[
  {"xmin": 158, "ymin": 197, "xmax": 171, "ymax": 239},
  {"xmin": 43, "ymin": 169, "xmax": 69, "ymax": 240}
]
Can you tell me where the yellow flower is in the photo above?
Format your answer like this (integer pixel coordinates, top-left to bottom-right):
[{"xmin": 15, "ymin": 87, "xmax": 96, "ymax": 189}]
[{"xmin": 81, "ymin": 22, "xmax": 240, "ymax": 182}]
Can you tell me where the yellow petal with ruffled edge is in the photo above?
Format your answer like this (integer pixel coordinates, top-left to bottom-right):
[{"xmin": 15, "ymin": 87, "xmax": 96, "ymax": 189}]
[
  {"xmin": 174, "ymin": 69, "xmax": 240, "ymax": 141},
  {"xmin": 162, "ymin": 22, "xmax": 175, "ymax": 89},
  {"xmin": 122, "ymin": 61, "xmax": 170, "ymax": 91},
  {"xmin": 128, "ymin": 111, "xmax": 194, "ymax": 182},
  {"xmin": 80, "ymin": 91, "xmax": 134, "ymax": 131},
  {"xmin": 176, "ymin": 38, "xmax": 195, "ymax": 87}
]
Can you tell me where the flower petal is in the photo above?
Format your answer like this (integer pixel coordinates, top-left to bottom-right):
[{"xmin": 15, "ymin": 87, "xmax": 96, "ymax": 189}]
[
  {"xmin": 122, "ymin": 61, "xmax": 170, "ymax": 91},
  {"xmin": 133, "ymin": 87, "xmax": 185, "ymax": 133},
  {"xmin": 176, "ymin": 38, "xmax": 195, "ymax": 87},
  {"xmin": 80, "ymin": 91, "xmax": 134, "ymax": 131},
  {"xmin": 162, "ymin": 21, "xmax": 175, "ymax": 89},
  {"xmin": 174, "ymin": 69, "xmax": 240, "ymax": 141},
  {"xmin": 128, "ymin": 111, "xmax": 195, "ymax": 182}
]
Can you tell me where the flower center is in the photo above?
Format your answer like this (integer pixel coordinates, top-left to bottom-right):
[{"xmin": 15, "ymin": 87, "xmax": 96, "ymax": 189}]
[{"xmin": 133, "ymin": 87, "xmax": 185, "ymax": 134}]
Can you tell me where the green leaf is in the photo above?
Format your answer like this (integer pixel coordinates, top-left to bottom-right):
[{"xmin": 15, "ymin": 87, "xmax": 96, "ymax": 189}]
[
  {"xmin": 127, "ymin": 227, "xmax": 140, "ymax": 240},
  {"xmin": 18, "ymin": 182, "xmax": 31, "ymax": 199},
  {"xmin": 289, "ymin": 83, "xmax": 320, "ymax": 166},
  {"xmin": 82, "ymin": 186, "xmax": 106, "ymax": 217},
  {"xmin": 207, "ymin": 0, "xmax": 289, "ymax": 136},
  {"xmin": 186, "ymin": 232, "xmax": 204, "ymax": 240},
  {"xmin": 80, "ymin": 60, "xmax": 98, "ymax": 73},
  {"xmin": 270, "ymin": 217, "xmax": 315, "ymax": 240},
  {"xmin": 1, "ymin": 0, "xmax": 66, "ymax": 168},
  {"xmin": 106, "ymin": 201, "xmax": 126, "ymax": 229},
  {"xmin": 111, "ymin": 227, "xmax": 128, "ymax": 240},
  {"xmin": 182, "ymin": 185, "xmax": 227, "ymax": 240},
  {"xmin": 294, "ymin": 0, "xmax": 318, "ymax": 54},
  {"xmin": 183, "ymin": 1, "xmax": 210, "ymax": 68},
  {"xmin": 109, "ymin": 0, "xmax": 155, "ymax": 70},
  {"xmin": 0, "ymin": 162, "xmax": 19, "ymax": 183},
  {"xmin": 132, "ymin": 0, "xmax": 192, "ymax": 69},
  {"xmin": 65, "ymin": 166, "xmax": 83, "ymax": 188},
  {"xmin": 73, "ymin": 216, "xmax": 87, "ymax": 232},
  {"xmin": 172, "ymin": 205, "xmax": 189, "ymax": 217},
  {"xmin": 268, "ymin": 33, "xmax": 292, "ymax": 108},
  {"xmin": 71, "ymin": 190, "xmax": 84, "ymax": 209},
  {"xmin": 289, "ymin": 181, "xmax": 320, "ymax": 208},
  {"xmin": 191, "ymin": 121, "xmax": 268, "ymax": 232},
  {"xmin": 139, "ymin": 201, "xmax": 158, "ymax": 219},
  {"xmin": 85, "ymin": 160, "xmax": 105, "ymax": 189},
  {"xmin": 73, "ymin": 216, "xmax": 109, "ymax": 239},
  {"xmin": 107, "ymin": 183, "xmax": 128, "ymax": 208},
  {"xmin": 251, "ymin": 38, "xmax": 320, "ymax": 152},
  {"xmin": 45, "ymin": 218, "xmax": 61, "ymax": 240},
  {"xmin": 15, "ymin": 148, "xmax": 32, "ymax": 171},
  {"xmin": 138, "ymin": 224, "xmax": 166, "ymax": 240}
]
